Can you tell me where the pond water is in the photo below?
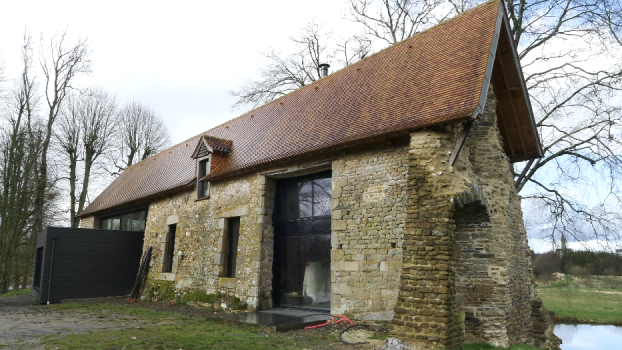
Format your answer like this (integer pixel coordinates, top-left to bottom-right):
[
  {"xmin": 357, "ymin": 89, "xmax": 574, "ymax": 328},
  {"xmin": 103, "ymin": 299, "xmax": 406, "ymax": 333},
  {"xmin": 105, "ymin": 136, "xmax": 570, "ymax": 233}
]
[{"xmin": 555, "ymin": 324, "xmax": 622, "ymax": 349}]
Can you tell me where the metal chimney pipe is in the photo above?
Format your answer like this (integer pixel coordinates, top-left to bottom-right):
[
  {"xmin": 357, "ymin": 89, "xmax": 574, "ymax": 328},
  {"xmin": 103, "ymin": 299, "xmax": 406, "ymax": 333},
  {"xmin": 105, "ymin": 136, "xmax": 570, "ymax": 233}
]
[{"xmin": 319, "ymin": 63, "xmax": 330, "ymax": 78}]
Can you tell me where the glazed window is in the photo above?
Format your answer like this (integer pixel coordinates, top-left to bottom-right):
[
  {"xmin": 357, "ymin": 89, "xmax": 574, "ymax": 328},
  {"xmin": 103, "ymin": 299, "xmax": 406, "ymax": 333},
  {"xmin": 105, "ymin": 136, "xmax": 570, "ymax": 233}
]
[
  {"xmin": 223, "ymin": 217, "xmax": 240, "ymax": 278},
  {"xmin": 162, "ymin": 223, "xmax": 177, "ymax": 273},
  {"xmin": 197, "ymin": 157, "xmax": 210, "ymax": 198},
  {"xmin": 100, "ymin": 208, "xmax": 147, "ymax": 231}
]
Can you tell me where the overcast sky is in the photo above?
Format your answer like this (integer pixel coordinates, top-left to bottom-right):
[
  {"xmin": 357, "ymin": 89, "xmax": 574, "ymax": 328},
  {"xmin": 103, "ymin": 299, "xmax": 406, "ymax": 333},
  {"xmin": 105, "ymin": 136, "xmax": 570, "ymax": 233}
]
[
  {"xmin": 0, "ymin": 0, "xmax": 359, "ymax": 144},
  {"xmin": 2, "ymin": 1, "xmax": 618, "ymax": 253}
]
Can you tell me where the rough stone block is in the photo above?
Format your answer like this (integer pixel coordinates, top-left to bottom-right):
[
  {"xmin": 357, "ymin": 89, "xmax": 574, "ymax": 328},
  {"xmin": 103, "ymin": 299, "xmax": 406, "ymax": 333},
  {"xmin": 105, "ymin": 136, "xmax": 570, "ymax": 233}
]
[{"xmin": 333, "ymin": 220, "xmax": 347, "ymax": 231}]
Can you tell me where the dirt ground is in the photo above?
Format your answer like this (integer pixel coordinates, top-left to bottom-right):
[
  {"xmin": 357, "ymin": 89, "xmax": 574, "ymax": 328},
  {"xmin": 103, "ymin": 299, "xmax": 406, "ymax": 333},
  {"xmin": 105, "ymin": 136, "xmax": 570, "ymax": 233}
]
[
  {"xmin": 0, "ymin": 294, "xmax": 151, "ymax": 349},
  {"xmin": 0, "ymin": 294, "xmax": 389, "ymax": 350}
]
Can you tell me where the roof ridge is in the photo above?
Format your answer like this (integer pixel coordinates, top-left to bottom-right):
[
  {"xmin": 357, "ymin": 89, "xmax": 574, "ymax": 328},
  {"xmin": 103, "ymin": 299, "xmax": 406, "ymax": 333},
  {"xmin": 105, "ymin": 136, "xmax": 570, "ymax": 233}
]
[
  {"xmin": 135, "ymin": 0, "xmax": 500, "ymax": 170},
  {"xmin": 81, "ymin": 1, "xmax": 511, "ymax": 217},
  {"xmin": 198, "ymin": 0, "xmax": 501, "ymax": 136}
]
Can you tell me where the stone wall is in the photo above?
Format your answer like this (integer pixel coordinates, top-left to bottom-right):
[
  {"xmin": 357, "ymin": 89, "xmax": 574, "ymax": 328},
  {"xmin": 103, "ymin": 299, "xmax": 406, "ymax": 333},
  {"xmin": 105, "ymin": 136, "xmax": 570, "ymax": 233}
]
[
  {"xmin": 331, "ymin": 139, "xmax": 409, "ymax": 320},
  {"xmin": 141, "ymin": 173, "xmax": 271, "ymax": 309},
  {"xmin": 392, "ymin": 86, "xmax": 559, "ymax": 349},
  {"xmin": 79, "ymin": 86, "xmax": 560, "ymax": 349},
  {"xmin": 78, "ymin": 215, "xmax": 99, "ymax": 229},
  {"xmin": 82, "ymin": 141, "xmax": 408, "ymax": 318},
  {"xmin": 456, "ymin": 87, "xmax": 537, "ymax": 347},
  {"xmin": 391, "ymin": 125, "xmax": 467, "ymax": 349}
]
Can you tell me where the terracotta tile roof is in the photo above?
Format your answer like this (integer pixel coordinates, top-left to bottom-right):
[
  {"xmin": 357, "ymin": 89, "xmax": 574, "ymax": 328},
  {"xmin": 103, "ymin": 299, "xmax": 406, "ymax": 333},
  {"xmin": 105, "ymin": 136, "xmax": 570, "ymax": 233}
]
[
  {"xmin": 200, "ymin": 0, "xmax": 501, "ymax": 180},
  {"xmin": 80, "ymin": 1, "xmax": 514, "ymax": 217},
  {"xmin": 79, "ymin": 136, "xmax": 200, "ymax": 216}
]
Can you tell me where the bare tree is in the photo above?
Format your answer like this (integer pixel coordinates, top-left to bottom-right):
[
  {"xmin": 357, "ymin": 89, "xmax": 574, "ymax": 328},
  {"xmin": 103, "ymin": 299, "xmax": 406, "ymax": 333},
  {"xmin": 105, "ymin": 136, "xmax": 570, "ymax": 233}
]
[
  {"xmin": 347, "ymin": 0, "xmax": 452, "ymax": 45},
  {"xmin": 231, "ymin": 22, "xmax": 371, "ymax": 110},
  {"xmin": 33, "ymin": 31, "xmax": 91, "ymax": 235},
  {"xmin": 347, "ymin": 0, "xmax": 622, "ymax": 248},
  {"xmin": 57, "ymin": 87, "xmax": 117, "ymax": 228},
  {"xmin": 499, "ymin": 0, "xmax": 622, "ymax": 248},
  {"xmin": 0, "ymin": 39, "xmax": 40, "ymax": 293},
  {"xmin": 114, "ymin": 101, "xmax": 170, "ymax": 172}
]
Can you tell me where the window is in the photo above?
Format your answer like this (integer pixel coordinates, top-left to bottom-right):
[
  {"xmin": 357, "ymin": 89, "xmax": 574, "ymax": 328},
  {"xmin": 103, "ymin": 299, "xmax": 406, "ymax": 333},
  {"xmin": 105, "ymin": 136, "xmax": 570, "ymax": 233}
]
[
  {"xmin": 100, "ymin": 208, "xmax": 148, "ymax": 231},
  {"xmin": 276, "ymin": 173, "xmax": 332, "ymax": 223},
  {"xmin": 162, "ymin": 223, "xmax": 177, "ymax": 273},
  {"xmin": 197, "ymin": 157, "xmax": 210, "ymax": 198},
  {"xmin": 223, "ymin": 217, "xmax": 240, "ymax": 278}
]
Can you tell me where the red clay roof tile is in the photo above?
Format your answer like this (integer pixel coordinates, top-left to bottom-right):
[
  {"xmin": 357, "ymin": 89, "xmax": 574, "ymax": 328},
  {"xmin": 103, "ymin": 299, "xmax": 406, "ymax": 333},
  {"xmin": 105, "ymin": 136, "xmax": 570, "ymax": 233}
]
[{"xmin": 79, "ymin": 1, "xmax": 504, "ymax": 217}]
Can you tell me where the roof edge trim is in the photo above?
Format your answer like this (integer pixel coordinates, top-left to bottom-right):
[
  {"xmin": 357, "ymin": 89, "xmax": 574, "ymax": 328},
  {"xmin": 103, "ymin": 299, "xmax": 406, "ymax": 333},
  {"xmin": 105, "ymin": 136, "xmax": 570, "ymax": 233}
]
[{"xmin": 472, "ymin": 1, "xmax": 503, "ymax": 120}]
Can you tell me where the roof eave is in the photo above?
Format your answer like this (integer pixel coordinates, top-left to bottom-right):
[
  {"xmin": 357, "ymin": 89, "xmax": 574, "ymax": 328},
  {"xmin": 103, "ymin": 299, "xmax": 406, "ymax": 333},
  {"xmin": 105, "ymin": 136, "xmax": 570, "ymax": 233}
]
[{"xmin": 498, "ymin": 1, "xmax": 544, "ymax": 161}]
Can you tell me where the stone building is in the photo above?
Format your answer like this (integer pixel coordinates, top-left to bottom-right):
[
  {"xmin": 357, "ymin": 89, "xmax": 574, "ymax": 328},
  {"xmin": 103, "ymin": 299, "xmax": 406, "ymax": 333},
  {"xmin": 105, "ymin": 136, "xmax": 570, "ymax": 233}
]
[{"xmin": 78, "ymin": 1, "xmax": 559, "ymax": 348}]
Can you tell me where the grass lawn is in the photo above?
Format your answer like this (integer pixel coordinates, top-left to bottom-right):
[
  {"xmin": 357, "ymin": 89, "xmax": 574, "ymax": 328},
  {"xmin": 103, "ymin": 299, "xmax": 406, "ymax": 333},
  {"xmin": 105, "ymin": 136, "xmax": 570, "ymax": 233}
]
[
  {"xmin": 538, "ymin": 276, "xmax": 622, "ymax": 325},
  {"xmin": 460, "ymin": 343, "xmax": 538, "ymax": 350},
  {"xmin": 0, "ymin": 288, "xmax": 31, "ymax": 298},
  {"xmin": 41, "ymin": 319, "xmax": 301, "ymax": 350},
  {"xmin": 39, "ymin": 302, "xmax": 542, "ymax": 350},
  {"xmin": 40, "ymin": 302, "xmax": 331, "ymax": 350}
]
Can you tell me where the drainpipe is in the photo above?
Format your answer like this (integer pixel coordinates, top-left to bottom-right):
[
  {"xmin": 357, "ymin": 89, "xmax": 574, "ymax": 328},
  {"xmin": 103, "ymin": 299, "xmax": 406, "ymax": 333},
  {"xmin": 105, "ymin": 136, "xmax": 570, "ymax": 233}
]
[{"xmin": 47, "ymin": 237, "xmax": 56, "ymax": 305}]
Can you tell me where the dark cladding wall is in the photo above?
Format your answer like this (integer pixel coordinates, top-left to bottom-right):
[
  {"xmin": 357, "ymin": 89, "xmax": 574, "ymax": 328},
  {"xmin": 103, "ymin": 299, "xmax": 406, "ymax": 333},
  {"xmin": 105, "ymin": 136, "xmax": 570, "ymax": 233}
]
[{"xmin": 32, "ymin": 227, "xmax": 144, "ymax": 304}]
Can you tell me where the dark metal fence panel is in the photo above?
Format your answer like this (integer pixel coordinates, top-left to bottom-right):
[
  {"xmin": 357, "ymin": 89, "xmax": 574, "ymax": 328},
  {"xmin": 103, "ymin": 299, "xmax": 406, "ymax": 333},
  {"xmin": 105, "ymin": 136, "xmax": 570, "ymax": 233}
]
[{"xmin": 32, "ymin": 227, "xmax": 144, "ymax": 304}]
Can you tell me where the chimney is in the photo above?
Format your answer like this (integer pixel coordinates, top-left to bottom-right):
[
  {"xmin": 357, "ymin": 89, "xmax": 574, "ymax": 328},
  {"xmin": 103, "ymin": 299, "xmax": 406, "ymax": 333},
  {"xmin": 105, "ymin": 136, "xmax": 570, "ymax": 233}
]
[{"xmin": 319, "ymin": 63, "xmax": 330, "ymax": 78}]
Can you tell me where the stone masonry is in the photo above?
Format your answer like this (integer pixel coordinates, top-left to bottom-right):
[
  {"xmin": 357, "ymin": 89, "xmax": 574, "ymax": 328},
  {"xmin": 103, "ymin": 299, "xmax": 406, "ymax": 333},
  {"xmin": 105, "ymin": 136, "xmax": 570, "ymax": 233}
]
[
  {"xmin": 331, "ymin": 139, "xmax": 409, "ymax": 320},
  {"xmin": 80, "ymin": 141, "xmax": 410, "ymax": 320},
  {"xmin": 390, "ymin": 86, "xmax": 559, "ymax": 349},
  {"xmin": 79, "ymin": 89, "xmax": 559, "ymax": 349}
]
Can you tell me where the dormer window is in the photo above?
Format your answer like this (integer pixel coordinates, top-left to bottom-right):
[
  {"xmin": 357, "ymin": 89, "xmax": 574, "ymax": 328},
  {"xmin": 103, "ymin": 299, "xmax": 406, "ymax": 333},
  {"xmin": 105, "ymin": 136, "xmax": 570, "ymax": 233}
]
[
  {"xmin": 197, "ymin": 156, "xmax": 210, "ymax": 198},
  {"xmin": 191, "ymin": 135, "xmax": 233, "ymax": 200}
]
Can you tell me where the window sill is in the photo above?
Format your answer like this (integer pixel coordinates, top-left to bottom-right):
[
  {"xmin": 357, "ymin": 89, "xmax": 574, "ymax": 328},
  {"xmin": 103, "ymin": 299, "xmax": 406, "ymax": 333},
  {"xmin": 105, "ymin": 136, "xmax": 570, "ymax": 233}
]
[
  {"xmin": 157, "ymin": 272, "xmax": 176, "ymax": 281},
  {"xmin": 217, "ymin": 277, "xmax": 237, "ymax": 289}
]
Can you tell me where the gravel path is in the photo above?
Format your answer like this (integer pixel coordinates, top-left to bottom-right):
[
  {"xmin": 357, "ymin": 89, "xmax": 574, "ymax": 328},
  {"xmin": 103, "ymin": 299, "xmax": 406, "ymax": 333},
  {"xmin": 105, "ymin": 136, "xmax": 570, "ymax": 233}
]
[{"xmin": 0, "ymin": 294, "xmax": 150, "ymax": 349}]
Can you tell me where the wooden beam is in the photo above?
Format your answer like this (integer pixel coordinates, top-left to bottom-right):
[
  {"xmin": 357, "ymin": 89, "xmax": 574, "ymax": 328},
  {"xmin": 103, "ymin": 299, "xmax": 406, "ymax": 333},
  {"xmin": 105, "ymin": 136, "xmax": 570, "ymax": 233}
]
[
  {"xmin": 495, "ymin": 91, "xmax": 517, "ymax": 159},
  {"xmin": 450, "ymin": 120, "xmax": 474, "ymax": 166},
  {"xmin": 497, "ymin": 53, "xmax": 528, "ymax": 157},
  {"xmin": 496, "ymin": 86, "xmax": 521, "ymax": 93},
  {"xmin": 514, "ymin": 158, "xmax": 535, "ymax": 189}
]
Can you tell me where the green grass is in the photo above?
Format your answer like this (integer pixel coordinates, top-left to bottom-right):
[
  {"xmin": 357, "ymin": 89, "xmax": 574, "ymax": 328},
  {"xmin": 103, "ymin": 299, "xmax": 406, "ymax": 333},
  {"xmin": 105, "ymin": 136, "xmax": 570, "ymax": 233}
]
[
  {"xmin": 41, "ymin": 319, "xmax": 301, "ymax": 350},
  {"xmin": 0, "ymin": 288, "xmax": 31, "ymax": 298},
  {"xmin": 538, "ymin": 277, "xmax": 622, "ymax": 325},
  {"xmin": 50, "ymin": 302, "xmax": 183, "ymax": 320},
  {"xmin": 41, "ymin": 302, "xmax": 322, "ymax": 350},
  {"xmin": 460, "ymin": 343, "xmax": 538, "ymax": 350},
  {"xmin": 41, "ymin": 301, "xmax": 545, "ymax": 350}
]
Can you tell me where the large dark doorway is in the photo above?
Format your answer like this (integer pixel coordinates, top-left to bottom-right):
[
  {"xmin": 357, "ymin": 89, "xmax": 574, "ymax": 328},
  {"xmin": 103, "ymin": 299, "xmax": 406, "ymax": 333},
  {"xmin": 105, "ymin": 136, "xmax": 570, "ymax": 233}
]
[{"xmin": 272, "ymin": 171, "xmax": 332, "ymax": 311}]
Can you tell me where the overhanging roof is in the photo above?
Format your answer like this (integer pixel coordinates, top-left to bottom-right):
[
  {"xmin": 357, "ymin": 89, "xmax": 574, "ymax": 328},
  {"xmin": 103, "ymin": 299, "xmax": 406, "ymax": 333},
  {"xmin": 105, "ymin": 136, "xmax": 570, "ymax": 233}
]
[{"xmin": 79, "ymin": 0, "xmax": 542, "ymax": 217}]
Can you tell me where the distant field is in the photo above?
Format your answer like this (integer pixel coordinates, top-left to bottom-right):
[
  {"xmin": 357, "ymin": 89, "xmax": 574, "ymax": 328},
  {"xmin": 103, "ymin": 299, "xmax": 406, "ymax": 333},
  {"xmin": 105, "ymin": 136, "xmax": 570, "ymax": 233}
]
[{"xmin": 538, "ymin": 275, "xmax": 622, "ymax": 325}]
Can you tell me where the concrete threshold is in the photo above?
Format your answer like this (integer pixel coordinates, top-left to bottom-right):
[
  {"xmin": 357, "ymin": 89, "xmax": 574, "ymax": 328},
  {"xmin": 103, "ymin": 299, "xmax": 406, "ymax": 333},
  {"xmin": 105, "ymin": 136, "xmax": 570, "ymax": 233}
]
[{"xmin": 208, "ymin": 308, "xmax": 332, "ymax": 333}]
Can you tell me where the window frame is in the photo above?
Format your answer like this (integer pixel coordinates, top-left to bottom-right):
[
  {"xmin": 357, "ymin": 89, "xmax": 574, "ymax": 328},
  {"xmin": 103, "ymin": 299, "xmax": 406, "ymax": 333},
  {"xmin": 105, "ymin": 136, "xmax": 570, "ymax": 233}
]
[
  {"xmin": 223, "ymin": 217, "xmax": 240, "ymax": 278},
  {"xmin": 162, "ymin": 223, "xmax": 177, "ymax": 273},
  {"xmin": 196, "ymin": 155, "xmax": 211, "ymax": 199},
  {"xmin": 99, "ymin": 206, "xmax": 149, "ymax": 231}
]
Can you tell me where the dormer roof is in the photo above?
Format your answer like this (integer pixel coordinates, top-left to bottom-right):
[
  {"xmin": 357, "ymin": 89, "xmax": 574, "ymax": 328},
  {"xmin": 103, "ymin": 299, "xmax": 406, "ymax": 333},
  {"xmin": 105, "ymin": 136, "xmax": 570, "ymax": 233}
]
[{"xmin": 191, "ymin": 135, "xmax": 233, "ymax": 159}]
